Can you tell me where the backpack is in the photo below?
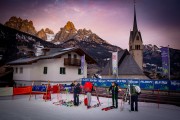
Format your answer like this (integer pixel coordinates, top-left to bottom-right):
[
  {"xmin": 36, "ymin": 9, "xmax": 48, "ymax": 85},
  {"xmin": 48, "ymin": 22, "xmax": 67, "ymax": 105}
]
[{"xmin": 134, "ymin": 85, "xmax": 141, "ymax": 95}]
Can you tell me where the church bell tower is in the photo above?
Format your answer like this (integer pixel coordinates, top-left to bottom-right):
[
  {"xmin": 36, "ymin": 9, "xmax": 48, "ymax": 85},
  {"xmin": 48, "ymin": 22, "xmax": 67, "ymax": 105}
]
[{"xmin": 129, "ymin": 1, "xmax": 143, "ymax": 69}]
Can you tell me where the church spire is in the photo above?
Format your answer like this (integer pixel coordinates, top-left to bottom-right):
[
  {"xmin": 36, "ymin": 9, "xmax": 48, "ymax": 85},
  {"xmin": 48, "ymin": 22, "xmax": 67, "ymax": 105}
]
[{"xmin": 133, "ymin": 0, "xmax": 138, "ymax": 32}]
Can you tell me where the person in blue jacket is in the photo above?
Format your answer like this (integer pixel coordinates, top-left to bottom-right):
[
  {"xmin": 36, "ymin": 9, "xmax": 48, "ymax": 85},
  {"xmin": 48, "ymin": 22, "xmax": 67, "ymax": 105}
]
[{"xmin": 71, "ymin": 81, "xmax": 81, "ymax": 106}]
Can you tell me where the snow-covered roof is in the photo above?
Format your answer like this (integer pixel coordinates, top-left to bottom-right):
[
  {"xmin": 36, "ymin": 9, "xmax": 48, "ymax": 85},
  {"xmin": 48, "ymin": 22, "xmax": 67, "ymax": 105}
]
[{"xmin": 8, "ymin": 47, "xmax": 96, "ymax": 65}]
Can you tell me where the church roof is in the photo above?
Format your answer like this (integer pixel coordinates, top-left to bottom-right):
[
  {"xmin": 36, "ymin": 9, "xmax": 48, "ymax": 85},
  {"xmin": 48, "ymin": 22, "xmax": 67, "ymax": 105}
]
[
  {"xmin": 133, "ymin": 3, "xmax": 138, "ymax": 32},
  {"xmin": 101, "ymin": 49, "xmax": 144, "ymax": 75},
  {"xmin": 129, "ymin": 31, "xmax": 142, "ymax": 42},
  {"xmin": 118, "ymin": 55, "xmax": 144, "ymax": 75},
  {"xmin": 129, "ymin": 2, "xmax": 142, "ymax": 43}
]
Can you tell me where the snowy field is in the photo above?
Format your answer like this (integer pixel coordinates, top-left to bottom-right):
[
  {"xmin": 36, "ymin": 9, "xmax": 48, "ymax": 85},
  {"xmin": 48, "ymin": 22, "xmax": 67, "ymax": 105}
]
[{"xmin": 0, "ymin": 94, "xmax": 180, "ymax": 120}]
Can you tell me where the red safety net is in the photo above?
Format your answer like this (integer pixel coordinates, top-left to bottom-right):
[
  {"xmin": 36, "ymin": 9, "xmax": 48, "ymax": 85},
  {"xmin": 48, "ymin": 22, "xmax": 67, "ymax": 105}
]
[{"xmin": 13, "ymin": 86, "xmax": 32, "ymax": 95}]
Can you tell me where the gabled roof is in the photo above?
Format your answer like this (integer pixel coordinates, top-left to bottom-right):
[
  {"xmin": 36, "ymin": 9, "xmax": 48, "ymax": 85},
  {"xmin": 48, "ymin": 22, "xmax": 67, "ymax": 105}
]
[
  {"xmin": 118, "ymin": 55, "xmax": 144, "ymax": 75},
  {"xmin": 129, "ymin": 2, "xmax": 143, "ymax": 43},
  {"xmin": 129, "ymin": 31, "xmax": 142, "ymax": 43},
  {"xmin": 101, "ymin": 49, "xmax": 144, "ymax": 75},
  {"xmin": 7, "ymin": 47, "xmax": 96, "ymax": 65}
]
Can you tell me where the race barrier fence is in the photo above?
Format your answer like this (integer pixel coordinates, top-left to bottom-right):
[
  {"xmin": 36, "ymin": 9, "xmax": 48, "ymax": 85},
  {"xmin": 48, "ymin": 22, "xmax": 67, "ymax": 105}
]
[
  {"xmin": 0, "ymin": 87, "xmax": 13, "ymax": 96},
  {"xmin": 29, "ymin": 81, "xmax": 51, "ymax": 102},
  {"xmin": 81, "ymin": 78, "xmax": 180, "ymax": 91}
]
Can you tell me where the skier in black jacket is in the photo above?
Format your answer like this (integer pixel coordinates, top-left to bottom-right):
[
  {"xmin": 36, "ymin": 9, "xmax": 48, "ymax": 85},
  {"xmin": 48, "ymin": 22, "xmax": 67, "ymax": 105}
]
[
  {"xmin": 71, "ymin": 81, "xmax": 81, "ymax": 106},
  {"xmin": 109, "ymin": 82, "xmax": 121, "ymax": 108}
]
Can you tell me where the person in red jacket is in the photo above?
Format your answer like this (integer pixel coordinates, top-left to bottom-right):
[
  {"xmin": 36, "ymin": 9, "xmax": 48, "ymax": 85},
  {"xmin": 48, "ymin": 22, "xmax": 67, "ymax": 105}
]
[{"xmin": 84, "ymin": 82, "xmax": 95, "ymax": 109}]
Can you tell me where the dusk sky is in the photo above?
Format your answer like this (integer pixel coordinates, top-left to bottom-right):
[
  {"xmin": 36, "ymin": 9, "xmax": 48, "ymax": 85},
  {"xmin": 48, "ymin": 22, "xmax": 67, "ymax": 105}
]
[{"xmin": 0, "ymin": 0, "xmax": 180, "ymax": 49}]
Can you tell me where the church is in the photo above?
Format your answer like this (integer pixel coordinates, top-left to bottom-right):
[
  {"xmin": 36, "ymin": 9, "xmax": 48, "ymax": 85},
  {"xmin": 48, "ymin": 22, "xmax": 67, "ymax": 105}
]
[{"xmin": 101, "ymin": 3, "xmax": 148, "ymax": 79}]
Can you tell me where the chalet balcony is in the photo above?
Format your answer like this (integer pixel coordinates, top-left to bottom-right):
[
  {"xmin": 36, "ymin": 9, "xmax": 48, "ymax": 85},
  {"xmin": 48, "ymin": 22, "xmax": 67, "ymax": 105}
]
[{"xmin": 64, "ymin": 58, "xmax": 81, "ymax": 66}]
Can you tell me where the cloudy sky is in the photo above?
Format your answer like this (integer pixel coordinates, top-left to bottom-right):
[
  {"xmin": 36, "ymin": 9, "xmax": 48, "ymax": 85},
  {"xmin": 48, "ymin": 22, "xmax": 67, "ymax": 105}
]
[{"xmin": 0, "ymin": 0, "xmax": 180, "ymax": 49}]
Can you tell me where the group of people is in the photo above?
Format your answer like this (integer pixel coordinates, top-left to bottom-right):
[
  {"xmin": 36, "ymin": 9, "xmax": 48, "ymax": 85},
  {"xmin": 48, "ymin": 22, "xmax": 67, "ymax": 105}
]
[{"xmin": 70, "ymin": 81, "xmax": 140, "ymax": 111}]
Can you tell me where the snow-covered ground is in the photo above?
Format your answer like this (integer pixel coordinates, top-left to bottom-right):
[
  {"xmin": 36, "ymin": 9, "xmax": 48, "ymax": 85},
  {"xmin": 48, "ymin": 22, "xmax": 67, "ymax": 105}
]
[{"xmin": 0, "ymin": 94, "xmax": 179, "ymax": 120}]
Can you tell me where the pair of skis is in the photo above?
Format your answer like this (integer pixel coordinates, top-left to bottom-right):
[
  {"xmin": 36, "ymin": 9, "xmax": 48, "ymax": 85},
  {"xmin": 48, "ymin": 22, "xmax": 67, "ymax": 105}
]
[
  {"xmin": 87, "ymin": 87, "xmax": 102, "ymax": 109},
  {"xmin": 102, "ymin": 106, "xmax": 116, "ymax": 111},
  {"xmin": 54, "ymin": 100, "xmax": 82, "ymax": 107},
  {"xmin": 88, "ymin": 103, "xmax": 102, "ymax": 109}
]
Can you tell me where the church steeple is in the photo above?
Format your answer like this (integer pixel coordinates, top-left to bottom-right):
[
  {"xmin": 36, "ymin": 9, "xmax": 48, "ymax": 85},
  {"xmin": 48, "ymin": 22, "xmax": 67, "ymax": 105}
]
[
  {"xmin": 133, "ymin": 0, "xmax": 138, "ymax": 32},
  {"xmin": 129, "ymin": 0, "xmax": 143, "ymax": 70}
]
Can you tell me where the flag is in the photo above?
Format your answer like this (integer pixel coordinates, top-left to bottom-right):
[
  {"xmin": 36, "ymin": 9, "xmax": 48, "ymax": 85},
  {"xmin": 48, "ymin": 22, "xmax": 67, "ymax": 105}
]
[
  {"xmin": 112, "ymin": 52, "xmax": 118, "ymax": 75},
  {"xmin": 160, "ymin": 47, "xmax": 169, "ymax": 78},
  {"xmin": 81, "ymin": 55, "xmax": 85, "ymax": 75}
]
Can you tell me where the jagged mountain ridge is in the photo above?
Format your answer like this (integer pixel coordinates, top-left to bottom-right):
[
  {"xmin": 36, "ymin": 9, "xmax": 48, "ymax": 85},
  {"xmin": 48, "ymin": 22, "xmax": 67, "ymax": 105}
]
[
  {"xmin": 5, "ymin": 16, "xmax": 37, "ymax": 35},
  {"xmin": 143, "ymin": 44, "xmax": 162, "ymax": 66},
  {"xmin": 4, "ymin": 16, "xmax": 55, "ymax": 41},
  {"xmin": 0, "ymin": 23, "xmax": 56, "ymax": 65},
  {"xmin": 4, "ymin": 17, "xmax": 111, "ymax": 46},
  {"xmin": 52, "ymin": 21, "xmax": 108, "ymax": 45}
]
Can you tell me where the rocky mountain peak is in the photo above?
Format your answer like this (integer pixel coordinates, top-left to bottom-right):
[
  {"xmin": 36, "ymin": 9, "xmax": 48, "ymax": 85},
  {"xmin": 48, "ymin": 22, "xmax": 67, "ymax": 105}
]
[
  {"xmin": 36, "ymin": 28, "xmax": 55, "ymax": 41},
  {"xmin": 36, "ymin": 29, "xmax": 47, "ymax": 40},
  {"xmin": 45, "ymin": 28, "xmax": 54, "ymax": 34},
  {"xmin": 64, "ymin": 21, "xmax": 77, "ymax": 32},
  {"xmin": 4, "ymin": 16, "xmax": 37, "ymax": 35}
]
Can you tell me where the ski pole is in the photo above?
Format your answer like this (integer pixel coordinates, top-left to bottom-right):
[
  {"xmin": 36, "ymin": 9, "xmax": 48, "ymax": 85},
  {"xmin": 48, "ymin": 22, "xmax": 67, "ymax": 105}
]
[{"xmin": 106, "ymin": 88, "xmax": 109, "ymax": 106}]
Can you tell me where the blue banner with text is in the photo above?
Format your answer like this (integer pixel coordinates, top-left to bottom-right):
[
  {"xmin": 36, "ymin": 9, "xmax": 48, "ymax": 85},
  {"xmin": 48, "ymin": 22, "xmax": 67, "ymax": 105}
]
[{"xmin": 81, "ymin": 78, "xmax": 180, "ymax": 91}]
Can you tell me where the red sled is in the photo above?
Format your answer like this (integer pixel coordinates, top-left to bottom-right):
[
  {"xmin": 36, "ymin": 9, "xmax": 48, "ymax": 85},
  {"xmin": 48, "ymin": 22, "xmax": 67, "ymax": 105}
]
[{"xmin": 84, "ymin": 98, "xmax": 88, "ymax": 106}]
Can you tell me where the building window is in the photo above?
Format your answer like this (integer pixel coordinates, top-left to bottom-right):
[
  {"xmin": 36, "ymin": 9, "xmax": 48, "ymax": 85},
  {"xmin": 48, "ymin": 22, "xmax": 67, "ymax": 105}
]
[
  {"xmin": 135, "ymin": 45, "xmax": 141, "ymax": 50},
  {"xmin": 60, "ymin": 67, "xmax": 66, "ymax": 74},
  {"xmin": 68, "ymin": 54, "xmax": 71, "ymax": 59},
  {"xmin": 43, "ymin": 67, "xmax": 48, "ymax": 74},
  {"xmin": 20, "ymin": 67, "xmax": 23, "ymax": 74},
  {"xmin": 15, "ymin": 67, "xmax": 18, "ymax": 73},
  {"xmin": 74, "ymin": 54, "xmax": 77, "ymax": 59},
  {"xmin": 78, "ymin": 68, "xmax": 81, "ymax": 75}
]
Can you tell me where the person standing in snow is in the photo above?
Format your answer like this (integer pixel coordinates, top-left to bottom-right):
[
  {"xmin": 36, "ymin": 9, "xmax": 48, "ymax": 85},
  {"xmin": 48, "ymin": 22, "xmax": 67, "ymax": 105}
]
[
  {"xmin": 129, "ymin": 84, "xmax": 139, "ymax": 111},
  {"xmin": 109, "ymin": 82, "xmax": 121, "ymax": 108},
  {"xmin": 84, "ymin": 82, "xmax": 95, "ymax": 109},
  {"xmin": 71, "ymin": 81, "xmax": 81, "ymax": 106}
]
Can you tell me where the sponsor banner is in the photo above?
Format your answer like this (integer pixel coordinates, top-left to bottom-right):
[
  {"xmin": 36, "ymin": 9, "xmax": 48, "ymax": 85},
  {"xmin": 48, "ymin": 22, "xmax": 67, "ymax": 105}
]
[
  {"xmin": 81, "ymin": 55, "xmax": 85, "ymax": 75},
  {"xmin": 154, "ymin": 80, "xmax": 169, "ymax": 90},
  {"xmin": 116, "ymin": 79, "xmax": 127, "ymax": 88},
  {"xmin": 169, "ymin": 80, "xmax": 180, "ymax": 91},
  {"xmin": 0, "ymin": 87, "xmax": 13, "ymax": 96},
  {"xmin": 128, "ymin": 79, "xmax": 139, "ymax": 86},
  {"xmin": 140, "ymin": 80, "xmax": 154, "ymax": 90},
  {"xmin": 32, "ymin": 85, "xmax": 47, "ymax": 92},
  {"xmin": 81, "ymin": 78, "xmax": 180, "ymax": 91},
  {"xmin": 112, "ymin": 52, "xmax": 118, "ymax": 75},
  {"xmin": 160, "ymin": 47, "xmax": 169, "ymax": 78}
]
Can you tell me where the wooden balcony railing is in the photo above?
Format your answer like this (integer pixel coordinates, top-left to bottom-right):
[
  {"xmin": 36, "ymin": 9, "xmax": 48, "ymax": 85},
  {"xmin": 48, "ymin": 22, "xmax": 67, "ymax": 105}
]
[{"xmin": 64, "ymin": 58, "xmax": 81, "ymax": 66}]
